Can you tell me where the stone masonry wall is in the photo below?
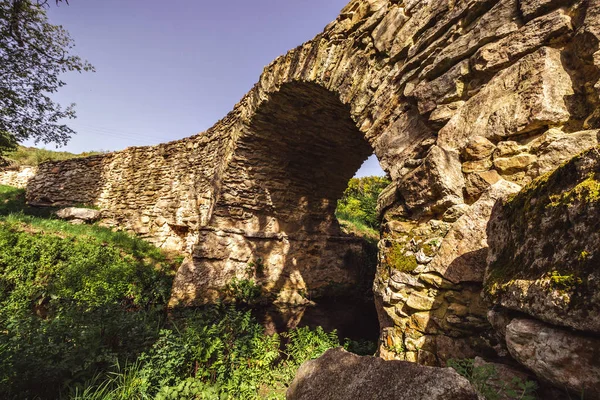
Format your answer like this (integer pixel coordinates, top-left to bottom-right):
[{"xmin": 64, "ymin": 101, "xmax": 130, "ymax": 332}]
[
  {"xmin": 27, "ymin": 125, "xmax": 231, "ymax": 252},
  {"xmin": 20, "ymin": 0, "xmax": 600, "ymax": 367},
  {"xmin": 0, "ymin": 166, "xmax": 36, "ymax": 188}
]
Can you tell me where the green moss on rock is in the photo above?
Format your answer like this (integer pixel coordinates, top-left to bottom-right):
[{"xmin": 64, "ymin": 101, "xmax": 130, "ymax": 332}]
[
  {"xmin": 484, "ymin": 147, "xmax": 600, "ymax": 332},
  {"xmin": 386, "ymin": 243, "xmax": 418, "ymax": 273}
]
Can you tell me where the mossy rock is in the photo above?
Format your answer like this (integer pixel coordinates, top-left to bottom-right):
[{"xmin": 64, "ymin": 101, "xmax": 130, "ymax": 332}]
[
  {"xmin": 484, "ymin": 146, "xmax": 600, "ymax": 333},
  {"xmin": 386, "ymin": 242, "xmax": 418, "ymax": 273}
]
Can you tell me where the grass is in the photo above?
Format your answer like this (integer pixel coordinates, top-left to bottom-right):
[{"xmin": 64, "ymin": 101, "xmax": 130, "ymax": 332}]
[
  {"xmin": 337, "ymin": 213, "xmax": 379, "ymax": 244},
  {"xmin": 0, "ymin": 183, "xmax": 376, "ymax": 399},
  {"xmin": 0, "ymin": 185, "xmax": 175, "ymax": 261},
  {"xmin": 3, "ymin": 146, "xmax": 107, "ymax": 166}
]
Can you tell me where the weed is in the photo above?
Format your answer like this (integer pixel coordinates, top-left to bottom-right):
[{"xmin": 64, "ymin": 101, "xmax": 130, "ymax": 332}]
[{"xmin": 448, "ymin": 358, "xmax": 537, "ymax": 400}]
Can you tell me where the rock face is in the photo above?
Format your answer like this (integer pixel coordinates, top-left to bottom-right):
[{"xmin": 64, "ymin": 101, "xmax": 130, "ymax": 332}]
[
  {"xmin": 485, "ymin": 147, "xmax": 600, "ymax": 333},
  {"xmin": 17, "ymin": 0, "xmax": 600, "ymax": 369},
  {"xmin": 286, "ymin": 348, "xmax": 478, "ymax": 400},
  {"xmin": 483, "ymin": 148, "xmax": 600, "ymax": 398},
  {"xmin": 505, "ymin": 318, "xmax": 600, "ymax": 399}
]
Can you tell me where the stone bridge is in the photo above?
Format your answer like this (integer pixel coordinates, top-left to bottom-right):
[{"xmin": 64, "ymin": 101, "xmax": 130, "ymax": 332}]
[{"xmin": 25, "ymin": 0, "xmax": 600, "ymax": 365}]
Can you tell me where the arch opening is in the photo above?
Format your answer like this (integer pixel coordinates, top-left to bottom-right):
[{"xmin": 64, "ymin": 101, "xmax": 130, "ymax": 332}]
[
  {"xmin": 213, "ymin": 82, "xmax": 374, "ymax": 236},
  {"xmin": 182, "ymin": 82, "xmax": 383, "ymax": 340}
]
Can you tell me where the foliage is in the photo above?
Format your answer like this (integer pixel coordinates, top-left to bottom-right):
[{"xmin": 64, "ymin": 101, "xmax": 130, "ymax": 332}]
[
  {"xmin": 448, "ymin": 358, "xmax": 538, "ymax": 400},
  {"xmin": 74, "ymin": 307, "xmax": 342, "ymax": 400},
  {"xmin": 0, "ymin": 183, "xmax": 372, "ymax": 399},
  {"xmin": 0, "ymin": 185, "xmax": 177, "ymax": 399},
  {"xmin": 0, "ymin": 0, "xmax": 94, "ymax": 152},
  {"xmin": 0, "ymin": 130, "xmax": 17, "ymax": 157},
  {"xmin": 4, "ymin": 145, "xmax": 107, "ymax": 166},
  {"xmin": 336, "ymin": 176, "xmax": 390, "ymax": 231},
  {"xmin": 386, "ymin": 242, "xmax": 418, "ymax": 272},
  {"xmin": 224, "ymin": 277, "xmax": 263, "ymax": 305}
]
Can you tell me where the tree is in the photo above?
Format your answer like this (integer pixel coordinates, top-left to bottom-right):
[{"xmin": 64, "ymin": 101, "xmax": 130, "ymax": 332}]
[
  {"xmin": 0, "ymin": 0, "xmax": 93, "ymax": 154},
  {"xmin": 336, "ymin": 176, "xmax": 390, "ymax": 229}
]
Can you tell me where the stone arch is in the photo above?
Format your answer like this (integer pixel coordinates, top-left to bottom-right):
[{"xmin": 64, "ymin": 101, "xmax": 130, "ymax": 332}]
[
  {"xmin": 171, "ymin": 80, "xmax": 386, "ymax": 305},
  {"xmin": 22, "ymin": 0, "xmax": 600, "ymax": 369}
]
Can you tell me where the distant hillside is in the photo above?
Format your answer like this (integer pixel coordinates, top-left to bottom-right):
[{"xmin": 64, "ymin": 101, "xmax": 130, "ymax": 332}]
[
  {"xmin": 336, "ymin": 176, "xmax": 390, "ymax": 242},
  {"xmin": 2, "ymin": 146, "xmax": 107, "ymax": 167}
]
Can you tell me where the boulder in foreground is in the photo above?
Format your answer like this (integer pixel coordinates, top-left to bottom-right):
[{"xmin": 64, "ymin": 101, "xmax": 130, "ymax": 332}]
[{"xmin": 286, "ymin": 348, "xmax": 478, "ymax": 400}]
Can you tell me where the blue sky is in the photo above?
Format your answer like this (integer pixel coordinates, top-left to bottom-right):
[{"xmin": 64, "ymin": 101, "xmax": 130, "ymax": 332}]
[{"xmin": 35, "ymin": 0, "xmax": 383, "ymax": 177}]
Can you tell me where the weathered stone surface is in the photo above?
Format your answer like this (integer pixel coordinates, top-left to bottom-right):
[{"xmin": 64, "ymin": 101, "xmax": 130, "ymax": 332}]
[
  {"xmin": 462, "ymin": 136, "xmax": 496, "ymax": 161},
  {"xmin": 485, "ymin": 147, "xmax": 600, "ymax": 333},
  {"xmin": 439, "ymin": 47, "xmax": 574, "ymax": 150},
  {"xmin": 519, "ymin": 0, "xmax": 573, "ymax": 21},
  {"xmin": 398, "ymin": 145, "xmax": 464, "ymax": 215},
  {"xmin": 464, "ymin": 170, "xmax": 502, "ymax": 203},
  {"xmin": 55, "ymin": 207, "xmax": 101, "ymax": 223},
  {"xmin": 493, "ymin": 154, "xmax": 537, "ymax": 174},
  {"xmin": 371, "ymin": 4, "xmax": 406, "ymax": 54},
  {"xmin": 506, "ymin": 318, "xmax": 600, "ymax": 399},
  {"xmin": 286, "ymin": 348, "xmax": 479, "ymax": 400},
  {"xmin": 526, "ymin": 128, "xmax": 599, "ymax": 178},
  {"xmin": 418, "ymin": 0, "xmax": 520, "ymax": 80},
  {"xmin": 0, "ymin": 166, "xmax": 36, "ymax": 188},
  {"xmin": 424, "ymin": 180, "xmax": 521, "ymax": 283},
  {"xmin": 471, "ymin": 9, "xmax": 573, "ymax": 73}
]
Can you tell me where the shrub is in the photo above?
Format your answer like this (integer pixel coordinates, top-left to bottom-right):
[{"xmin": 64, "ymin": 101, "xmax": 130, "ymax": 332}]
[
  {"xmin": 448, "ymin": 358, "xmax": 537, "ymax": 400},
  {"xmin": 335, "ymin": 176, "xmax": 390, "ymax": 230},
  {"xmin": 0, "ymin": 219, "xmax": 175, "ymax": 399}
]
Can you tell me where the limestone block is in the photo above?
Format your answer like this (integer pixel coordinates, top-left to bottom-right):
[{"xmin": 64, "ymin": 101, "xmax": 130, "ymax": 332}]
[
  {"xmin": 526, "ymin": 128, "xmax": 599, "ymax": 178},
  {"xmin": 424, "ymin": 180, "xmax": 521, "ymax": 283},
  {"xmin": 398, "ymin": 145, "xmax": 465, "ymax": 215},
  {"xmin": 371, "ymin": 5, "xmax": 407, "ymax": 54},
  {"xmin": 471, "ymin": 9, "xmax": 573, "ymax": 73},
  {"xmin": 462, "ymin": 136, "xmax": 496, "ymax": 161},
  {"xmin": 287, "ymin": 348, "xmax": 479, "ymax": 400},
  {"xmin": 55, "ymin": 207, "xmax": 101, "ymax": 222},
  {"xmin": 439, "ymin": 47, "xmax": 574, "ymax": 150},
  {"xmin": 464, "ymin": 170, "xmax": 502, "ymax": 202},
  {"xmin": 411, "ymin": 60, "xmax": 470, "ymax": 114},
  {"xmin": 506, "ymin": 318, "xmax": 600, "ymax": 399},
  {"xmin": 495, "ymin": 141, "xmax": 528, "ymax": 157},
  {"xmin": 493, "ymin": 153, "xmax": 537, "ymax": 174},
  {"xmin": 419, "ymin": 0, "xmax": 520, "ymax": 79},
  {"xmin": 519, "ymin": 0, "xmax": 574, "ymax": 21}
]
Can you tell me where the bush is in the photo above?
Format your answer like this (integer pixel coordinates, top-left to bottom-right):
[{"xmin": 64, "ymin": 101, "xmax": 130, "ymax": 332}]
[
  {"xmin": 0, "ymin": 220, "xmax": 175, "ymax": 399},
  {"xmin": 4, "ymin": 146, "xmax": 107, "ymax": 166},
  {"xmin": 335, "ymin": 176, "xmax": 390, "ymax": 230},
  {"xmin": 0, "ymin": 183, "xmax": 375, "ymax": 399},
  {"xmin": 74, "ymin": 306, "xmax": 343, "ymax": 400}
]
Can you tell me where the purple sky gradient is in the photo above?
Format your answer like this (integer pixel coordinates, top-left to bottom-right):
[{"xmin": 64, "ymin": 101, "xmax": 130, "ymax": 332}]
[{"xmin": 32, "ymin": 0, "xmax": 384, "ymax": 177}]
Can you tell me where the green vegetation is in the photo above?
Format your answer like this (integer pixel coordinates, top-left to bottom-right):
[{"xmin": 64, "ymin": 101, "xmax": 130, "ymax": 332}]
[
  {"xmin": 386, "ymin": 242, "xmax": 418, "ymax": 273},
  {"xmin": 1, "ymin": 0, "xmax": 94, "ymax": 153},
  {"xmin": 0, "ymin": 184, "xmax": 374, "ymax": 399},
  {"xmin": 4, "ymin": 146, "xmax": 108, "ymax": 166},
  {"xmin": 548, "ymin": 173, "xmax": 600, "ymax": 207},
  {"xmin": 0, "ymin": 185, "xmax": 177, "ymax": 399},
  {"xmin": 335, "ymin": 176, "xmax": 390, "ymax": 241},
  {"xmin": 548, "ymin": 271, "xmax": 583, "ymax": 292},
  {"xmin": 448, "ymin": 358, "xmax": 537, "ymax": 400},
  {"xmin": 69, "ymin": 306, "xmax": 345, "ymax": 400}
]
